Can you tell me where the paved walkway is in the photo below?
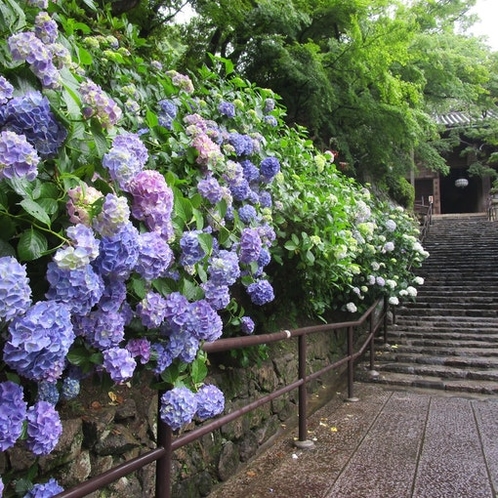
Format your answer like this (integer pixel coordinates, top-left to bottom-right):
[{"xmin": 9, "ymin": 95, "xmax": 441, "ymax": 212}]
[{"xmin": 207, "ymin": 383, "xmax": 498, "ymax": 498}]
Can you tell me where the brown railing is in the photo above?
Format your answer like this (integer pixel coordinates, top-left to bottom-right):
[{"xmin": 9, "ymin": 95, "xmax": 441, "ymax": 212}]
[
  {"xmin": 56, "ymin": 297, "xmax": 389, "ymax": 498},
  {"xmin": 416, "ymin": 201, "xmax": 433, "ymax": 242}
]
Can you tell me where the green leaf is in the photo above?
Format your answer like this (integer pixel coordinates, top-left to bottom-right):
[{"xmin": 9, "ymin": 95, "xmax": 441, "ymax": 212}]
[
  {"xmin": 173, "ymin": 195, "xmax": 193, "ymax": 225},
  {"xmin": 67, "ymin": 346, "xmax": 91, "ymax": 366},
  {"xmin": 6, "ymin": 177, "xmax": 33, "ymax": 197},
  {"xmin": 146, "ymin": 109, "xmax": 159, "ymax": 128},
  {"xmin": 190, "ymin": 357, "xmax": 208, "ymax": 385},
  {"xmin": 284, "ymin": 240, "xmax": 298, "ymax": 251},
  {"xmin": 37, "ymin": 198, "xmax": 59, "ymax": 216},
  {"xmin": 77, "ymin": 46, "xmax": 93, "ymax": 65},
  {"xmin": 0, "ymin": 239, "xmax": 16, "ymax": 257},
  {"xmin": 17, "ymin": 229, "xmax": 48, "ymax": 261},
  {"xmin": 19, "ymin": 198, "xmax": 51, "ymax": 227},
  {"xmin": 90, "ymin": 121, "xmax": 109, "ymax": 157},
  {"xmin": 130, "ymin": 275, "xmax": 147, "ymax": 300},
  {"xmin": 197, "ymin": 232, "xmax": 213, "ymax": 257},
  {"xmin": 181, "ymin": 279, "xmax": 203, "ymax": 301}
]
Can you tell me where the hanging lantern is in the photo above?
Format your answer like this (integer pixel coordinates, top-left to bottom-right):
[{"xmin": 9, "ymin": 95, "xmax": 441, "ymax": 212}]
[{"xmin": 455, "ymin": 177, "xmax": 469, "ymax": 188}]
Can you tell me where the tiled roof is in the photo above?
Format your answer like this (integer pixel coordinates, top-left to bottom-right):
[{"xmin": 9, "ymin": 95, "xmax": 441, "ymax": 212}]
[{"xmin": 434, "ymin": 109, "xmax": 498, "ymax": 127}]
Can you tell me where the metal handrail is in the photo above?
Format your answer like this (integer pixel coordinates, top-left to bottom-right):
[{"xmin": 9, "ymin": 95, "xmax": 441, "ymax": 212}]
[
  {"xmin": 56, "ymin": 297, "xmax": 389, "ymax": 498},
  {"xmin": 418, "ymin": 201, "xmax": 433, "ymax": 243}
]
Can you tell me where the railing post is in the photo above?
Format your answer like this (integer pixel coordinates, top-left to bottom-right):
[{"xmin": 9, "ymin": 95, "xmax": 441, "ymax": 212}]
[
  {"xmin": 369, "ymin": 312, "xmax": 375, "ymax": 371},
  {"xmin": 345, "ymin": 325, "xmax": 359, "ymax": 402},
  {"xmin": 383, "ymin": 296, "xmax": 389, "ymax": 344},
  {"xmin": 156, "ymin": 393, "xmax": 173, "ymax": 498},
  {"xmin": 294, "ymin": 334, "xmax": 314, "ymax": 449}
]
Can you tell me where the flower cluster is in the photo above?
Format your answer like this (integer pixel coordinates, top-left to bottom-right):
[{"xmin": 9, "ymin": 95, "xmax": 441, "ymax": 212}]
[
  {"xmin": 80, "ymin": 79, "xmax": 122, "ymax": 128},
  {"xmin": 0, "ymin": 257, "xmax": 32, "ymax": 322}
]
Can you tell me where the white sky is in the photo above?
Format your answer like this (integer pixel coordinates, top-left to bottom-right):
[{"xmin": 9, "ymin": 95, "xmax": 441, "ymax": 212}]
[{"xmin": 469, "ymin": 0, "xmax": 498, "ymax": 50}]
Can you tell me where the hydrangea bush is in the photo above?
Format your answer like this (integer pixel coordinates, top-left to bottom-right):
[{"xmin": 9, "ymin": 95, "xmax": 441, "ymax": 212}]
[{"xmin": 0, "ymin": 0, "xmax": 427, "ymax": 494}]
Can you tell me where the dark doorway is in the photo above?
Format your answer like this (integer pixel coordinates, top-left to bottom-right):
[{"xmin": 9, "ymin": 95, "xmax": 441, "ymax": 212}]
[{"xmin": 440, "ymin": 170, "xmax": 480, "ymax": 213}]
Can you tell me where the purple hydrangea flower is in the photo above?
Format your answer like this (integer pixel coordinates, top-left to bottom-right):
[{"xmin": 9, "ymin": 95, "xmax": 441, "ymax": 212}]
[
  {"xmin": 227, "ymin": 133, "xmax": 253, "ymax": 156},
  {"xmin": 25, "ymin": 478, "xmax": 64, "ymax": 498},
  {"xmin": 195, "ymin": 384, "xmax": 225, "ymax": 420},
  {"xmin": 94, "ymin": 222, "xmax": 140, "ymax": 278},
  {"xmin": 4, "ymin": 301, "xmax": 74, "ymax": 382},
  {"xmin": 168, "ymin": 328, "xmax": 199, "ymax": 363},
  {"xmin": 60, "ymin": 377, "xmax": 80, "ymax": 400},
  {"xmin": 239, "ymin": 228, "xmax": 262, "ymax": 264},
  {"xmin": 0, "ymin": 76, "xmax": 14, "ymax": 105},
  {"xmin": 26, "ymin": 401, "xmax": 62, "ymax": 455},
  {"xmin": 218, "ymin": 101, "xmax": 236, "ymax": 118},
  {"xmin": 229, "ymin": 178, "xmax": 251, "ymax": 201},
  {"xmin": 0, "ymin": 477, "xmax": 3, "ymax": 496},
  {"xmin": 0, "ymin": 91, "xmax": 67, "ymax": 157},
  {"xmin": 136, "ymin": 291, "xmax": 168, "ymax": 329},
  {"xmin": 167, "ymin": 70, "xmax": 195, "ymax": 93},
  {"xmin": 0, "ymin": 256, "xmax": 32, "ymax": 322},
  {"xmin": 163, "ymin": 292, "xmax": 190, "ymax": 331},
  {"xmin": 92, "ymin": 193, "xmax": 130, "ymax": 236},
  {"xmin": 185, "ymin": 300, "xmax": 223, "ymax": 342},
  {"xmin": 160, "ymin": 387, "xmax": 197, "ymax": 430},
  {"xmin": 34, "ymin": 11, "xmax": 58, "ymax": 44},
  {"xmin": 192, "ymin": 133, "xmax": 223, "ymax": 166},
  {"xmin": 0, "ymin": 130, "xmax": 40, "ymax": 181},
  {"xmin": 158, "ymin": 99, "xmax": 177, "ymax": 129},
  {"xmin": 128, "ymin": 170, "xmax": 174, "ymax": 239},
  {"xmin": 201, "ymin": 281, "xmax": 230, "ymax": 311},
  {"xmin": 263, "ymin": 115, "xmax": 278, "ymax": 127},
  {"xmin": 180, "ymin": 230, "xmax": 205, "ymax": 267},
  {"xmin": 46, "ymin": 262, "xmax": 104, "ymax": 316},
  {"xmin": 74, "ymin": 309, "xmax": 125, "ymax": 350},
  {"xmin": 27, "ymin": 0, "xmax": 49, "ymax": 7},
  {"xmin": 126, "ymin": 338, "xmax": 151, "ymax": 365},
  {"xmin": 208, "ymin": 250, "xmax": 240, "ymax": 287},
  {"xmin": 259, "ymin": 191, "xmax": 273, "ymax": 208},
  {"xmin": 80, "ymin": 79, "xmax": 122, "ymax": 128},
  {"xmin": 260, "ymin": 157, "xmax": 280, "ymax": 179},
  {"xmin": 264, "ymin": 98, "xmax": 276, "ymax": 112},
  {"xmin": 241, "ymin": 316, "xmax": 255, "ymax": 334},
  {"xmin": 102, "ymin": 347, "xmax": 136, "ymax": 384},
  {"xmin": 238, "ymin": 205, "xmax": 258, "ymax": 224},
  {"xmin": 136, "ymin": 231, "xmax": 174, "ymax": 281},
  {"xmin": 0, "ymin": 381, "xmax": 27, "ymax": 451},
  {"xmin": 258, "ymin": 224, "xmax": 276, "ymax": 247},
  {"xmin": 246, "ymin": 280, "xmax": 275, "ymax": 306},
  {"xmin": 197, "ymin": 176, "xmax": 224, "ymax": 204},
  {"xmin": 37, "ymin": 381, "xmax": 59, "ymax": 405},
  {"xmin": 66, "ymin": 184, "xmax": 104, "ymax": 226},
  {"xmin": 257, "ymin": 248, "xmax": 271, "ymax": 268}
]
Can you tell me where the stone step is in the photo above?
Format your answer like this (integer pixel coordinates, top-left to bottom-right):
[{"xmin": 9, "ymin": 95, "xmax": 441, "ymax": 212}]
[
  {"xmin": 384, "ymin": 330, "xmax": 498, "ymax": 342},
  {"xmin": 394, "ymin": 316, "xmax": 498, "ymax": 327},
  {"xmin": 395, "ymin": 308, "xmax": 498, "ymax": 318},
  {"xmin": 377, "ymin": 343, "xmax": 498, "ymax": 356},
  {"xmin": 356, "ymin": 369, "xmax": 498, "ymax": 395},
  {"xmin": 375, "ymin": 352, "xmax": 498, "ymax": 369},
  {"xmin": 369, "ymin": 361, "xmax": 498, "ymax": 382}
]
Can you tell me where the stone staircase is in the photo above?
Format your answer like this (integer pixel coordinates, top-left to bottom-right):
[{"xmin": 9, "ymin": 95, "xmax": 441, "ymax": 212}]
[{"xmin": 359, "ymin": 213, "xmax": 498, "ymax": 394}]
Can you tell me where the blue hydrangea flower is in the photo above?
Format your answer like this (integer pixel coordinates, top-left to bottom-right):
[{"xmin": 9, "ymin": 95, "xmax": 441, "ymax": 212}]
[
  {"xmin": 218, "ymin": 101, "xmax": 235, "ymax": 118},
  {"xmin": 0, "ymin": 130, "xmax": 40, "ymax": 181},
  {"xmin": 0, "ymin": 256, "xmax": 32, "ymax": 322},
  {"xmin": 0, "ymin": 91, "xmax": 67, "ymax": 157},
  {"xmin": 27, "ymin": 0, "xmax": 49, "ymax": 7},
  {"xmin": 240, "ymin": 159, "xmax": 260, "ymax": 182},
  {"xmin": 238, "ymin": 205, "xmax": 258, "ymax": 224},
  {"xmin": 201, "ymin": 281, "xmax": 230, "ymax": 311},
  {"xmin": 260, "ymin": 157, "xmax": 280, "ymax": 180},
  {"xmin": 208, "ymin": 250, "xmax": 241, "ymax": 287},
  {"xmin": 151, "ymin": 342, "xmax": 174, "ymax": 373},
  {"xmin": 257, "ymin": 248, "xmax": 271, "ymax": 268},
  {"xmin": 24, "ymin": 478, "xmax": 64, "ymax": 498},
  {"xmin": 259, "ymin": 191, "xmax": 273, "ymax": 208},
  {"xmin": 163, "ymin": 292, "xmax": 190, "ymax": 331},
  {"xmin": 126, "ymin": 338, "xmax": 151, "ymax": 365},
  {"xmin": 60, "ymin": 377, "xmax": 80, "ymax": 401},
  {"xmin": 158, "ymin": 99, "xmax": 177, "ymax": 129},
  {"xmin": 227, "ymin": 133, "xmax": 253, "ymax": 156},
  {"xmin": 4, "ymin": 301, "xmax": 74, "ymax": 382},
  {"xmin": 136, "ymin": 231, "xmax": 174, "ymax": 281},
  {"xmin": 239, "ymin": 228, "xmax": 262, "ymax": 264},
  {"xmin": 246, "ymin": 280, "xmax": 275, "ymax": 306},
  {"xmin": 185, "ymin": 300, "xmax": 223, "ymax": 342},
  {"xmin": 46, "ymin": 262, "xmax": 104, "ymax": 316},
  {"xmin": 241, "ymin": 316, "xmax": 255, "ymax": 334},
  {"xmin": 54, "ymin": 224, "xmax": 100, "ymax": 270},
  {"xmin": 180, "ymin": 230, "xmax": 205, "ymax": 267},
  {"xmin": 263, "ymin": 115, "xmax": 278, "ymax": 127},
  {"xmin": 102, "ymin": 347, "xmax": 136, "ymax": 383},
  {"xmin": 102, "ymin": 146, "xmax": 142, "ymax": 190},
  {"xmin": 0, "ymin": 76, "xmax": 14, "ymax": 105},
  {"xmin": 195, "ymin": 384, "xmax": 225, "ymax": 421},
  {"xmin": 26, "ymin": 401, "xmax": 62, "ymax": 455},
  {"xmin": 74, "ymin": 309, "xmax": 125, "ymax": 350},
  {"xmin": 197, "ymin": 176, "xmax": 224, "ymax": 204},
  {"xmin": 112, "ymin": 132, "xmax": 149, "ymax": 167},
  {"xmin": 0, "ymin": 381, "xmax": 27, "ymax": 451},
  {"xmin": 229, "ymin": 178, "xmax": 251, "ymax": 201},
  {"xmin": 168, "ymin": 328, "xmax": 199, "ymax": 363},
  {"xmin": 80, "ymin": 79, "xmax": 122, "ymax": 129},
  {"xmin": 34, "ymin": 11, "xmax": 58, "ymax": 44},
  {"xmin": 94, "ymin": 222, "xmax": 140, "ymax": 278},
  {"xmin": 37, "ymin": 381, "xmax": 59, "ymax": 405},
  {"xmin": 98, "ymin": 277, "xmax": 127, "ymax": 313},
  {"xmin": 160, "ymin": 387, "xmax": 198, "ymax": 430},
  {"xmin": 136, "ymin": 291, "xmax": 168, "ymax": 329},
  {"xmin": 263, "ymin": 98, "xmax": 276, "ymax": 113}
]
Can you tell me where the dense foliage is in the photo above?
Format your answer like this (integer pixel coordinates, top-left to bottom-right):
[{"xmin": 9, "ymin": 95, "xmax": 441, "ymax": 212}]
[{"xmin": 0, "ymin": 0, "xmax": 428, "ymax": 495}]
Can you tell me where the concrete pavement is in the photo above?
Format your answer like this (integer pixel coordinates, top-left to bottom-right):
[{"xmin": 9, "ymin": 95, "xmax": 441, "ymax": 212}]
[{"xmin": 207, "ymin": 383, "xmax": 498, "ymax": 498}]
